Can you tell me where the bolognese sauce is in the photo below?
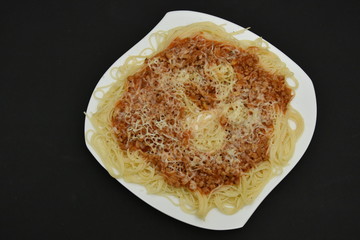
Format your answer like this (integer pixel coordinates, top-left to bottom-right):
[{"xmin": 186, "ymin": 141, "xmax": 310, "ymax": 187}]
[{"xmin": 111, "ymin": 35, "xmax": 292, "ymax": 194}]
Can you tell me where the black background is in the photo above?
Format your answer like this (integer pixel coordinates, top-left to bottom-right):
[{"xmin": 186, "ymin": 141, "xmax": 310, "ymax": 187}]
[{"xmin": 1, "ymin": 0, "xmax": 360, "ymax": 239}]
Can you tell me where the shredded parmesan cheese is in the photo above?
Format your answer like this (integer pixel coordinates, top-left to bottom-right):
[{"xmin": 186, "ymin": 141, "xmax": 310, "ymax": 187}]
[{"xmin": 111, "ymin": 35, "xmax": 292, "ymax": 194}]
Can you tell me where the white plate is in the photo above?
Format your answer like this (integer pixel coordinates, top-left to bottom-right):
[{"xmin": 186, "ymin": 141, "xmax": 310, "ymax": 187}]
[{"xmin": 84, "ymin": 10, "xmax": 317, "ymax": 230}]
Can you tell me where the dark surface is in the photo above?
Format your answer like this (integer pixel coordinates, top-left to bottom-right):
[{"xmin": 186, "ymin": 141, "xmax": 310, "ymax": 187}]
[{"xmin": 1, "ymin": 0, "xmax": 360, "ymax": 239}]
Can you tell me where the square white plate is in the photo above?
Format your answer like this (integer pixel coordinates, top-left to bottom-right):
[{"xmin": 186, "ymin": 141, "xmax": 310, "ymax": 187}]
[{"xmin": 84, "ymin": 10, "xmax": 317, "ymax": 230}]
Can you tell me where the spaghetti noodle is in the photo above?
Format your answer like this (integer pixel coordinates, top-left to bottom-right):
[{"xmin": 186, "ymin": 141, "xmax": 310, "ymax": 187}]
[{"xmin": 86, "ymin": 22, "xmax": 304, "ymax": 218}]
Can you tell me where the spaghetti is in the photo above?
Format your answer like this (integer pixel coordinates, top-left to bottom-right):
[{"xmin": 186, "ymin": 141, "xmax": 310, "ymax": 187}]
[{"xmin": 86, "ymin": 22, "xmax": 304, "ymax": 218}]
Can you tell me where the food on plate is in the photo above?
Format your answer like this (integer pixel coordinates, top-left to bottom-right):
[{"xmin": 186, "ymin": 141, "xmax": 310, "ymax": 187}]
[{"xmin": 87, "ymin": 22, "xmax": 303, "ymax": 218}]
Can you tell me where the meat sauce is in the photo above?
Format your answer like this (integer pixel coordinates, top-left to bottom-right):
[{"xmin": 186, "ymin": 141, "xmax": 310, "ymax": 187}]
[{"xmin": 112, "ymin": 35, "xmax": 292, "ymax": 194}]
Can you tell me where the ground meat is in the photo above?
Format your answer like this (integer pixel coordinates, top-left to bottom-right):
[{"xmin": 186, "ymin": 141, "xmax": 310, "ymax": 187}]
[{"xmin": 111, "ymin": 35, "xmax": 292, "ymax": 194}]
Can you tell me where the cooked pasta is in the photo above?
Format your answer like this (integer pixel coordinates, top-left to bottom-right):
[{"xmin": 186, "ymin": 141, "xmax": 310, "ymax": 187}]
[{"xmin": 86, "ymin": 22, "xmax": 303, "ymax": 219}]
